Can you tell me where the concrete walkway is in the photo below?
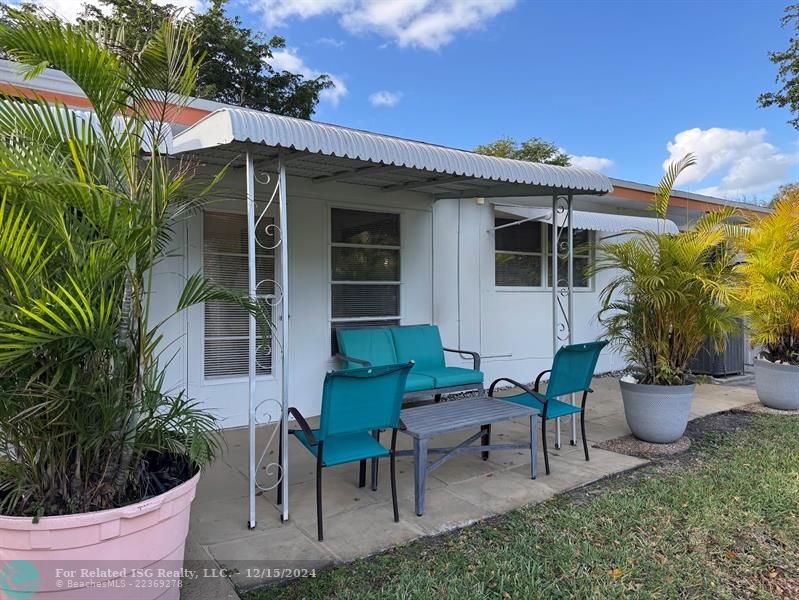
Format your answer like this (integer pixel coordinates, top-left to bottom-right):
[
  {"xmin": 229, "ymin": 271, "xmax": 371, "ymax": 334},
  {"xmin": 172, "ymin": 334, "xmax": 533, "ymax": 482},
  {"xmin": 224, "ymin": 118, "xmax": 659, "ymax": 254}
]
[{"xmin": 181, "ymin": 377, "xmax": 757, "ymax": 598}]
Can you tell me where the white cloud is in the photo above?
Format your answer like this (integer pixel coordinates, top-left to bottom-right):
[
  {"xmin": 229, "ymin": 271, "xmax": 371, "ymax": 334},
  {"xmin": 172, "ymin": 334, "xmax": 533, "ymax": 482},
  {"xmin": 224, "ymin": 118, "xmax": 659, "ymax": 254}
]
[
  {"xmin": 663, "ymin": 127, "xmax": 799, "ymax": 198},
  {"xmin": 369, "ymin": 90, "xmax": 402, "ymax": 107},
  {"xmin": 569, "ymin": 154, "xmax": 614, "ymax": 172},
  {"xmin": 269, "ymin": 49, "xmax": 348, "ymax": 107},
  {"xmin": 24, "ymin": 0, "xmax": 207, "ymax": 22},
  {"xmin": 253, "ymin": 0, "xmax": 517, "ymax": 50},
  {"xmin": 314, "ymin": 36, "xmax": 346, "ymax": 48}
]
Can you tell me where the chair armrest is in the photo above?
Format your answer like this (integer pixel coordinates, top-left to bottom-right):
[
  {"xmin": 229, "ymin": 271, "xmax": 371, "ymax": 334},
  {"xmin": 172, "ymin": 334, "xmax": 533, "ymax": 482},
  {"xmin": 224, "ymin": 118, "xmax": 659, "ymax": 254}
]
[
  {"xmin": 488, "ymin": 377, "xmax": 547, "ymax": 402},
  {"xmin": 443, "ymin": 347, "xmax": 481, "ymax": 371},
  {"xmin": 489, "ymin": 377, "xmax": 549, "ymax": 418},
  {"xmin": 288, "ymin": 407, "xmax": 318, "ymax": 446},
  {"xmin": 534, "ymin": 369, "xmax": 552, "ymax": 392},
  {"xmin": 335, "ymin": 353, "xmax": 372, "ymax": 367}
]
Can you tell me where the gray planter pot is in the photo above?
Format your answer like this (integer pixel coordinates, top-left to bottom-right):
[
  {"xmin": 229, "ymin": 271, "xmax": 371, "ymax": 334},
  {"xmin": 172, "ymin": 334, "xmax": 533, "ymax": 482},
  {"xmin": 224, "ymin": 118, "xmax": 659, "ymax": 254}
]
[
  {"xmin": 620, "ymin": 380, "xmax": 695, "ymax": 443},
  {"xmin": 754, "ymin": 359, "xmax": 799, "ymax": 410}
]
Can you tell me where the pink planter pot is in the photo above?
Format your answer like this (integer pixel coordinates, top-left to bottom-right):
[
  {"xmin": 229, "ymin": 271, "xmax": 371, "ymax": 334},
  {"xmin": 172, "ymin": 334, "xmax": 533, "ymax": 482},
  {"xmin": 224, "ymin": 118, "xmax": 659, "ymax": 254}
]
[{"xmin": 0, "ymin": 471, "xmax": 199, "ymax": 600}]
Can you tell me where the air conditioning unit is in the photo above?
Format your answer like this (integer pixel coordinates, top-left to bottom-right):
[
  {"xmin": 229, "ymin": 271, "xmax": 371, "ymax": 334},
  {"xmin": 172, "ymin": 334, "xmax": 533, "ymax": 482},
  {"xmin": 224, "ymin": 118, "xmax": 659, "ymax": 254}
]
[{"xmin": 689, "ymin": 328, "xmax": 746, "ymax": 377}]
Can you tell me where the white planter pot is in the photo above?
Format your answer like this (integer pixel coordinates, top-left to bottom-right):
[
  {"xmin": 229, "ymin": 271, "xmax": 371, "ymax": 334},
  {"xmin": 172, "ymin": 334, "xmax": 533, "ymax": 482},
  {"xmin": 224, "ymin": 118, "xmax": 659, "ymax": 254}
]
[
  {"xmin": 0, "ymin": 471, "xmax": 199, "ymax": 600},
  {"xmin": 620, "ymin": 380, "xmax": 695, "ymax": 443},
  {"xmin": 755, "ymin": 358, "xmax": 799, "ymax": 410}
]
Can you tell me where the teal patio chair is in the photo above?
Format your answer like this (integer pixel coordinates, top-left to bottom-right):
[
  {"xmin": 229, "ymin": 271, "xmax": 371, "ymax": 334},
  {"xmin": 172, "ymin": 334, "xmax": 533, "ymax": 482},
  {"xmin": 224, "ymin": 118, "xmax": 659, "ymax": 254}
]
[
  {"xmin": 488, "ymin": 341, "xmax": 608, "ymax": 475},
  {"xmin": 278, "ymin": 362, "xmax": 413, "ymax": 541}
]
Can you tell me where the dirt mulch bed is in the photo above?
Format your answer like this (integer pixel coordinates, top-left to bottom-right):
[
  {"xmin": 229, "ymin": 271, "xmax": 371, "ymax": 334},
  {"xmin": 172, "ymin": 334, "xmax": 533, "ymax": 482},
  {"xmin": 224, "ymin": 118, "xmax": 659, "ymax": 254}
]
[
  {"xmin": 595, "ymin": 434, "xmax": 691, "ymax": 460},
  {"xmin": 734, "ymin": 402, "xmax": 799, "ymax": 416},
  {"xmin": 593, "ymin": 410, "xmax": 756, "ymax": 463}
]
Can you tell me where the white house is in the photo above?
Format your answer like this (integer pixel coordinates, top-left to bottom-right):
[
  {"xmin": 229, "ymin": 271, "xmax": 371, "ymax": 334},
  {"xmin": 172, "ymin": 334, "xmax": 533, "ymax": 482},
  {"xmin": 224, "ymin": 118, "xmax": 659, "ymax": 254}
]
[{"xmin": 165, "ymin": 108, "xmax": 618, "ymax": 427}]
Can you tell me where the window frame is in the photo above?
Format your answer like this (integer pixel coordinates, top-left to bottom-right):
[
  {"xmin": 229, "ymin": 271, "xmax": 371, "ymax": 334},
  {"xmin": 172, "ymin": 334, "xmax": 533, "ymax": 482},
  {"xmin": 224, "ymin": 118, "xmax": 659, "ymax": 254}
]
[
  {"xmin": 546, "ymin": 226, "xmax": 594, "ymax": 290},
  {"xmin": 493, "ymin": 214, "xmax": 594, "ymax": 292},
  {"xmin": 328, "ymin": 205, "xmax": 403, "ymax": 353},
  {"xmin": 201, "ymin": 208, "xmax": 276, "ymax": 381}
]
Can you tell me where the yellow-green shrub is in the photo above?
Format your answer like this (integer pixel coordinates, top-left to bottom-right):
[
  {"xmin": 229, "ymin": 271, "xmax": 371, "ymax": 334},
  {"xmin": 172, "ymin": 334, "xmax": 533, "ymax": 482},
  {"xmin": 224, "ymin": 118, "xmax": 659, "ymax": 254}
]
[{"xmin": 735, "ymin": 193, "xmax": 799, "ymax": 364}]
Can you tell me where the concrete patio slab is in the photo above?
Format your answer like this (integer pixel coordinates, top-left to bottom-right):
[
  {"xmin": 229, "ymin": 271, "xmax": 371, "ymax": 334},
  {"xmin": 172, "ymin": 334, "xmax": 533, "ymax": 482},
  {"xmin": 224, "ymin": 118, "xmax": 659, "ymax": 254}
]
[
  {"xmin": 183, "ymin": 377, "xmax": 758, "ymax": 599},
  {"xmin": 182, "ymin": 535, "xmax": 240, "ymax": 600},
  {"xmin": 396, "ymin": 487, "xmax": 489, "ymax": 534},
  {"xmin": 312, "ymin": 501, "xmax": 426, "ymax": 562},
  {"xmin": 445, "ymin": 469, "xmax": 554, "ymax": 514},
  {"xmin": 205, "ymin": 522, "xmax": 335, "ymax": 591}
]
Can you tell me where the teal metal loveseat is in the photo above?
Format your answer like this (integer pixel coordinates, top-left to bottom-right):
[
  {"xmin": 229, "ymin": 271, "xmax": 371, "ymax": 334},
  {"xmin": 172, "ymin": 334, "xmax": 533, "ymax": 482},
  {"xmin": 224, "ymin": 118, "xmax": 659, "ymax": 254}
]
[{"xmin": 336, "ymin": 325, "xmax": 484, "ymax": 401}]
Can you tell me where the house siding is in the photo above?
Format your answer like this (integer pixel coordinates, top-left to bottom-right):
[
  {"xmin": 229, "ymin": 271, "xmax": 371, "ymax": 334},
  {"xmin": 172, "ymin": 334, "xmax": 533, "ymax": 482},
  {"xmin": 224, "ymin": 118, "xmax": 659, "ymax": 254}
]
[{"xmin": 158, "ymin": 171, "xmax": 434, "ymax": 427}]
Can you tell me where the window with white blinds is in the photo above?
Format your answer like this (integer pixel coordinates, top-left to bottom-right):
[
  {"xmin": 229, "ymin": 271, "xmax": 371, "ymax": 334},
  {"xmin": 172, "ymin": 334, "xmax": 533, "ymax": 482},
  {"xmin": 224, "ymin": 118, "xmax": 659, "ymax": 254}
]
[
  {"xmin": 495, "ymin": 217, "xmax": 592, "ymax": 289},
  {"xmin": 203, "ymin": 211, "xmax": 274, "ymax": 378},
  {"xmin": 330, "ymin": 208, "xmax": 401, "ymax": 352}
]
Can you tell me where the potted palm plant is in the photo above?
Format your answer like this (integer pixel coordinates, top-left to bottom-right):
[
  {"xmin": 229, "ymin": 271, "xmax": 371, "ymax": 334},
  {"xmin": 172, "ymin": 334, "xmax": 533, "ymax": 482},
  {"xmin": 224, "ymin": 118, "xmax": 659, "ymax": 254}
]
[
  {"xmin": 0, "ymin": 12, "xmax": 266, "ymax": 599},
  {"xmin": 735, "ymin": 193, "xmax": 799, "ymax": 410},
  {"xmin": 592, "ymin": 155, "xmax": 740, "ymax": 443}
]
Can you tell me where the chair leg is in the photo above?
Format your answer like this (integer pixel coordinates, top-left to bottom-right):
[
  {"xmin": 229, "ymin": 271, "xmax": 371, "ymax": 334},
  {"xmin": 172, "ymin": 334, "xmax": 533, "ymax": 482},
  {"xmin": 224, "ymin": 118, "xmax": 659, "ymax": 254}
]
[
  {"xmin": 371, "ymin": 430, "xmax": 381, "ymax": 491},
  {"xmin": 481, "ymin": 424, "xmax": 491, "ymax": 460},
  {"xmin": 581, "ymin": 410, "xmax": 590, "ymax": 462},
  {"xmin": 277, "ymin": 419, "xmax": 283, "ymax": 506},
  {"xmin": 316, "ymin": 446, "xmax": 324, "ymax": 541},
  {"xmin": 358, "ymin": 460, "xmax": 366, "ymax": 488},
  {"xmin": 542, "ymin": 418, "xmax": 551, "ymax": 475},
  {"xmin": 390, "ymin": 429, "xmax": 399, "ymax": 523},
  {"xmin": 434, "ymin": 393, "xmax": 442, "ymax": 403}
]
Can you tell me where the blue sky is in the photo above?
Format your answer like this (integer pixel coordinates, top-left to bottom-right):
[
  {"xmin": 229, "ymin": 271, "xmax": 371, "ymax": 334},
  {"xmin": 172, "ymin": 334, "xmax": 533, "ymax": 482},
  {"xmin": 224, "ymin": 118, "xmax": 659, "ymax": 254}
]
[
  {"xmin": 237, "ymin": 0, "xmax": 798, "ymax": 202},
  {"xmin": 44, "ymin": 0, "xmax": 799, "ymax": 201}
]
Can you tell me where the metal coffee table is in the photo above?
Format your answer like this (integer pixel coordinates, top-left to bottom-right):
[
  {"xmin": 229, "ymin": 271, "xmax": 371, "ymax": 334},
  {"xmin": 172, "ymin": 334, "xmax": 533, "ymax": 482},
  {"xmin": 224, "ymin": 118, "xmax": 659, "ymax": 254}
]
[{"xmin": 398, "ymin": 396, "xmax": 539, "ymax": 516}]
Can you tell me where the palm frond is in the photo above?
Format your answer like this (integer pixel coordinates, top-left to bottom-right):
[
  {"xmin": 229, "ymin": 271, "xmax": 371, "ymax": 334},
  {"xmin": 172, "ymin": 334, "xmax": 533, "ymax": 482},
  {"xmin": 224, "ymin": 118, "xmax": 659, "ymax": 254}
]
[{"xmin": 654, "ymin": 153, "xmax": 696, "ymax": 220}]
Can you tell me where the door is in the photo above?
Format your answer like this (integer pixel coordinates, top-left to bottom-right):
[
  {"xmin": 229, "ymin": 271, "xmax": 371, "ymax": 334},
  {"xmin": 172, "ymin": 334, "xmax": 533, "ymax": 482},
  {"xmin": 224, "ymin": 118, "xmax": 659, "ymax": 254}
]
[{"xmin": 186, "ymin": 208, "xmax": 283, "ymax": 428}]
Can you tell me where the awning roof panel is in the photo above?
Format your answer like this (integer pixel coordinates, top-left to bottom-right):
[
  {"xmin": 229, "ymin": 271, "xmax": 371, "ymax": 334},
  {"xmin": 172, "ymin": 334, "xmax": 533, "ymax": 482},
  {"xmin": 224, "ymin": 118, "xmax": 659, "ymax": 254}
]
[
  {"xmin": 493, "ymin": 204, "xmax": 680, "ymax": 234},
  {"xmin": 171, "ymin": 108, "xmax": 613, "ymax": 197}
]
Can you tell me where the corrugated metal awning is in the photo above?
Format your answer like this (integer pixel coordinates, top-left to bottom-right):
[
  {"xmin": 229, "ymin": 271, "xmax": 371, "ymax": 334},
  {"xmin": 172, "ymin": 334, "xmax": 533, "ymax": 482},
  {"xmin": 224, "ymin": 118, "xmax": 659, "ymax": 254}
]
[
  {"xmin": 492, "ymin": 204, "xmax": 679, "ymax": 234},
  {"xmin": 170, "ymin": 108, "xmax": 612, "ymax": 198}
]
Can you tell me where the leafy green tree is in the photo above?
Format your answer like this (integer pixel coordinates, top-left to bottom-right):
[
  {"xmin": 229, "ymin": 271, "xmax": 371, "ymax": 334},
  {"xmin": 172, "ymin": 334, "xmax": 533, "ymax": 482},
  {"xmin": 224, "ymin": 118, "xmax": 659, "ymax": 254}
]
[
  {"xmin": 769, "ymin": 182, "xmax": 799, "ymax": 207},
  {"xmin": 474, "ymin": 136, "xmax": 571, "ymax": 166},
  {"xmin": 759, "ymin": 4, "xmax": 799, "ymax": 128},
  {"xmin": 2, "ymin": 0, "xmax": 334, "ymax": 119}
]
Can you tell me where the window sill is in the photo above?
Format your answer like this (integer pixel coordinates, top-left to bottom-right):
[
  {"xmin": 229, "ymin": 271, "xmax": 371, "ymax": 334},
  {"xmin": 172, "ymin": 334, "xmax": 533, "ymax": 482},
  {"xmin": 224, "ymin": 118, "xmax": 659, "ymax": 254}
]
[
  {"xmin": 202, "ymin": 374, "xmax": 277, "ymax": 385},
  {"xmin": 495, "ymin": 286, "xmax": 593, "ymax": 293}
]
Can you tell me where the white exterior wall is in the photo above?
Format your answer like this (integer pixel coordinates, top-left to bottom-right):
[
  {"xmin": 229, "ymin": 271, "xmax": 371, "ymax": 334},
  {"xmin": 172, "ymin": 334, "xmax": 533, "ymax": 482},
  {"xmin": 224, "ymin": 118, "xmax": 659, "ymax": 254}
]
[
  {"xmin": 155, "ymin": 172, "xmax": 434, "ymax": 428},
  {"xmin": 433, "ymin": 198, "xmax": 624, "ymax": 387},
  {"xmin": 152, "ymin": 175, "xmax": 630, "ymax": 429}
]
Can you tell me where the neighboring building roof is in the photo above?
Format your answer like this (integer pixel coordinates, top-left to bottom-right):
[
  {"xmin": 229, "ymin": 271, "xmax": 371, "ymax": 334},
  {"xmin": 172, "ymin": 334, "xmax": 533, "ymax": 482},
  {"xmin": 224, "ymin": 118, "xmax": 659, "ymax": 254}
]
[
  {"xmin": 0, "ymin": 58, "xmax": 218, "ymax": 126},
  {"xmin": 609, "ymin": 177, "xmax": 771, "ymax": 214},
  {"xmin": 171, "ymin": 108, "xmax": 613, "ymax": 197}
]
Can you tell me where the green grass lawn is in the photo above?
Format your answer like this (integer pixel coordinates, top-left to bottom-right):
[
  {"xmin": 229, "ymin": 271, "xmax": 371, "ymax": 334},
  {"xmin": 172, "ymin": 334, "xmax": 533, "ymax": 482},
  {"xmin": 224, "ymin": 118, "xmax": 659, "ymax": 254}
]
[{"xmin": 251, "ymin": 414, "xmax": 799, "ymax": 599}]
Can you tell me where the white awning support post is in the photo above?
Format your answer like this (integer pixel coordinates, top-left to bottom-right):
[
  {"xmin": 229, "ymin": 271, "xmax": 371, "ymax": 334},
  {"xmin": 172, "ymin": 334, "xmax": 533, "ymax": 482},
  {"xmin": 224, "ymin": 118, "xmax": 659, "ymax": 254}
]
[
  {"xmin": 278, "ymin": 159, "xmax": 290, "ymax": 523},
  {"xmin": 245, "ymin": 155, "xmax": 289, "ymax": 528},
  {"xmin": 566, "ymin": 194, "xmax": 576, "ymax": 446},
  {"xmin": 551, "ymin": 193, "xmax": 575, "ymax": 450},
  {"xmin": 246, "ymin": 148, "xmax": 257, "ymax": 529}
]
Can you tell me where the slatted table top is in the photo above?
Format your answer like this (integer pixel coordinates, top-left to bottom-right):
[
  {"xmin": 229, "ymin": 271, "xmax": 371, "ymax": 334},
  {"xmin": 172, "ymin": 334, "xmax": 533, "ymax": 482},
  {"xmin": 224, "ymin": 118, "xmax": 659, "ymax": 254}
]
[{"xmin": 400, "ymin": 396, "xmax": 538, "ymax": 440}]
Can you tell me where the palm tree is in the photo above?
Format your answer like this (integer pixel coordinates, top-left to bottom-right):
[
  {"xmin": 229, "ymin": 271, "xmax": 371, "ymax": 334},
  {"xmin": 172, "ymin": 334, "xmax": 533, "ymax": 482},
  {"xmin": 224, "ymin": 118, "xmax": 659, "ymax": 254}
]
[
  {"xmin": 0, "ymin": 10, "xmax": 267, "ymax": 516},
  {"xmin": 591, "ymin": 155, "xmax": 741, "ymax": 385},
  {"xmin": 735, "ymin": 193, "xmax": 799, "ymax": 364}
]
